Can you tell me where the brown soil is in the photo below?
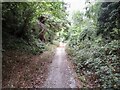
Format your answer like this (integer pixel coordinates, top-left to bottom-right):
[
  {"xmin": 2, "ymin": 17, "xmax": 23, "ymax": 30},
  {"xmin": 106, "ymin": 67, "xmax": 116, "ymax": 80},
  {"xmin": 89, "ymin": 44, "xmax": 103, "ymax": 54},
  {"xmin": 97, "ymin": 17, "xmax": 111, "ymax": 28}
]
[
  {"xmin": 2, "ymin": 50, "xmax": 54, "ymax": 88},
  {"xmin": 2, "ymin": 43, "xmax": 80, "ymax": 88}
]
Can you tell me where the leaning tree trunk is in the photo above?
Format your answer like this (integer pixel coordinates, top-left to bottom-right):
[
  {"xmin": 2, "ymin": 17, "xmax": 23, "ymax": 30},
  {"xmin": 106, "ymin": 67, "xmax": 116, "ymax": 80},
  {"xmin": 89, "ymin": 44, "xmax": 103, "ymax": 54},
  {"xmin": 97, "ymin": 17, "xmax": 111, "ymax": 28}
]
[{"xmin": 38, "ymin": 21, "xmax": 47, "ymax": 42}]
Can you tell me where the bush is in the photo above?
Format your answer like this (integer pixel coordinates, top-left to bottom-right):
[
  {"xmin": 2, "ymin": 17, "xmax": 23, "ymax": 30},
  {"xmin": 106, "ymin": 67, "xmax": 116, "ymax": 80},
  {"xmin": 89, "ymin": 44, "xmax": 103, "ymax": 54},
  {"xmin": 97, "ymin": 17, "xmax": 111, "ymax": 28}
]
[{"xmin": 68, "ymin": 39, "xmax": 120, "ymax": 88}]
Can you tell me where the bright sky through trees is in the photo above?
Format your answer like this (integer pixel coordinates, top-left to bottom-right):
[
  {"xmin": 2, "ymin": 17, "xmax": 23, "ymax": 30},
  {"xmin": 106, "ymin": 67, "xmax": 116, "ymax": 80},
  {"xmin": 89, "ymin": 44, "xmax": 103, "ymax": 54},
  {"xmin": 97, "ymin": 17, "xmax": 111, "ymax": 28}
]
[
  {"xmin": 63, "ymin": 0, "xmax": 86, "ymax": 21},
  {"xmin": 63, "ymin": 0, "xmax": 97, "ymax": 21},
  {"xmin": 64, "ymin": 0, "xmax": 86, "ymax": 12}
]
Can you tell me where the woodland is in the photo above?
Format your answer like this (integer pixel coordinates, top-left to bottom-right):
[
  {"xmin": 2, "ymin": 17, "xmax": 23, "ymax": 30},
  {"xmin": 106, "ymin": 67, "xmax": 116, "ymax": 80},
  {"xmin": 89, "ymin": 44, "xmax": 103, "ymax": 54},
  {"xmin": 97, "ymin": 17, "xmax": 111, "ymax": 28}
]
[{"xmin": 2, "ymin": 1, "xmax": 120, "ymax": 88}]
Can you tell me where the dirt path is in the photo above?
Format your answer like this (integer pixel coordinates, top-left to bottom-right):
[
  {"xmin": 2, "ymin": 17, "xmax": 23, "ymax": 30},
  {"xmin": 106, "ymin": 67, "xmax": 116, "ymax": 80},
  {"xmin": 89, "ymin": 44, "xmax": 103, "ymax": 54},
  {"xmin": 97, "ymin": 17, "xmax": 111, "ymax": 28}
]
[{"xmin": 43, "ymin": 43, "xmax": 77, "ymax": 88}]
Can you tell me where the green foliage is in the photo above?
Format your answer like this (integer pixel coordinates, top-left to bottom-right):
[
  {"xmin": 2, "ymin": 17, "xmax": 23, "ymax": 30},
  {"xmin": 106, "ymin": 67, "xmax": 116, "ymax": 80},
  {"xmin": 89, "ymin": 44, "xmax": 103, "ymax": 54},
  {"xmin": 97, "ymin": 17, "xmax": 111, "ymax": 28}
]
[
  {"xmin": 67, "ymin": 2, "xmax": 120, "ymax": 88},
  {"xmin": 2, "ymin": 31, "xmax": 45, "ymax": 55},
  {"xmin": 72, "ymin": 11, "xmax": 84, "ymax": 26},
  {"xmin": 97, "ymin": 2, "xmax": 120, "ymax": 41},
  {"xmin": 2, "ymin": 2, "xmax": 68, "ymax": 54}
]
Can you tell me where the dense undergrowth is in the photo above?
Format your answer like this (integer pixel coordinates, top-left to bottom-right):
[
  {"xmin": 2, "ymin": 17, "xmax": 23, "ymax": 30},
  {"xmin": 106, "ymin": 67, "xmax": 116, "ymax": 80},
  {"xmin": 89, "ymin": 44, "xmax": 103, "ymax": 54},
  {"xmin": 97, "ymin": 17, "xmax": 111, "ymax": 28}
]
[
  {"xmin": 67, "ymin": 38, "xmax": 120, "ymax": 88},
  {"xmin": 2, "ymin": 2, "xmax": 68, "ymax": 88},
  {"xmin": 2, "ymin": 2, "xmax": 68, "ymax": 54},
  {"xmin": 2, "ymin": 31, "xmax": 46, "ymax": 55},
  {"xmin": 67, "ymin": 2, "xmax": 120, "ymax": 88}
]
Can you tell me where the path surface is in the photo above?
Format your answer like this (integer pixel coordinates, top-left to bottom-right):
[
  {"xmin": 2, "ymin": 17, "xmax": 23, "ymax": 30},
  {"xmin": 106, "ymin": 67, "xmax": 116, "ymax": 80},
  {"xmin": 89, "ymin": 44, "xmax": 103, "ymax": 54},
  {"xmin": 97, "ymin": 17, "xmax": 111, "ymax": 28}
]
[{"xmin": 43, "ymin": 43, "xmax": 77, "ymax": 88}]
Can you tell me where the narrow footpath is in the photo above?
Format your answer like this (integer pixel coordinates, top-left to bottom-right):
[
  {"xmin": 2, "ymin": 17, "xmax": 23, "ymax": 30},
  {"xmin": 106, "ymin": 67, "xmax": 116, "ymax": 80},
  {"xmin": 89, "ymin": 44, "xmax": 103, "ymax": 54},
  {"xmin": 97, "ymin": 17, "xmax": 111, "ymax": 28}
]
[{"xmin": 43, "ymin": 43, "xmax": 77, "ymax": 88}]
